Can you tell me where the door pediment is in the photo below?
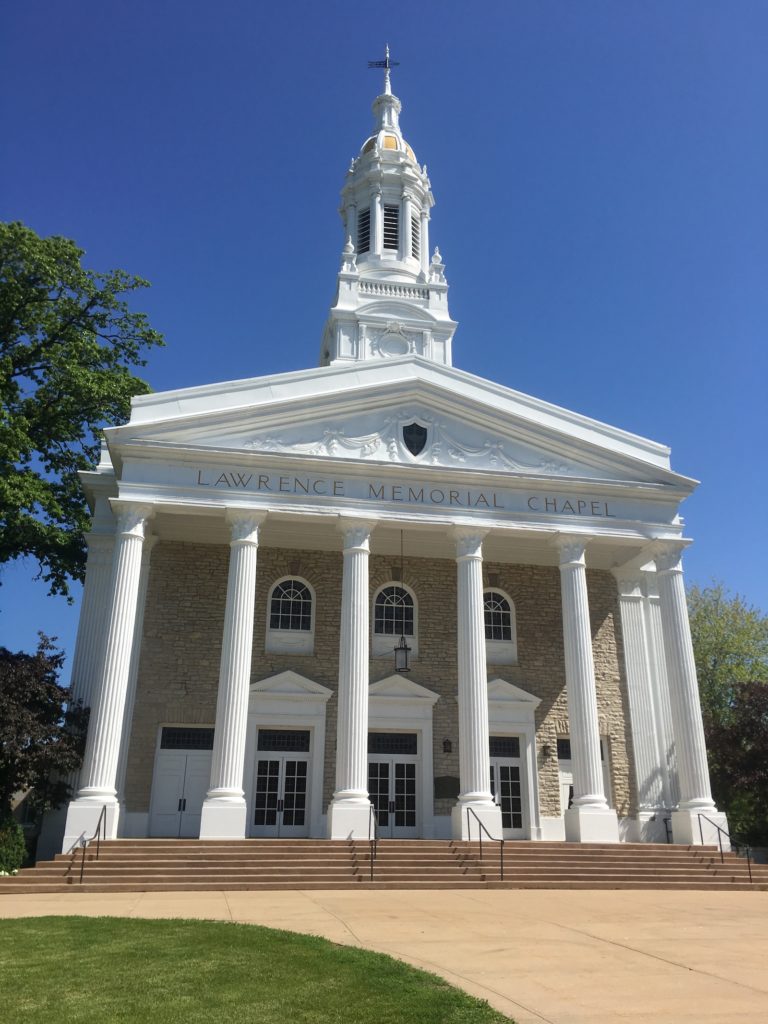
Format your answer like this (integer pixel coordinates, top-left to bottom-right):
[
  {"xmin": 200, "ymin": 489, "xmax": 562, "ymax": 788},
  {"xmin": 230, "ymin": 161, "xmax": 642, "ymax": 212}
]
[
  {"xmin": 250, "ymin": 670, "xmax": 332, "ymax": 702},
  {"xmin": 369, "ymin": 674, "xmax": 440, "ymax": 706}
]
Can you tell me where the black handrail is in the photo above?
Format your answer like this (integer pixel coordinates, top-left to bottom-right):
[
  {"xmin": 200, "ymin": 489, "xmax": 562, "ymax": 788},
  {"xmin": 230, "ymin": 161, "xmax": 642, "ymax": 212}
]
[
  {"xmin": 368, "ymin": 803, "xmax": 379, "ymax": 882},
  {"xmin": 465, "ymin": 807, "xmax": 505, "ymax": 881},
  {"xmin": 78, "ymin": 805, "xmax": 108, "ymax": 884},
  {"xmin": 662, "ymin": 816, "xmax": 672, "ymax": 844},
  {"xmin": 698, "ymin": 813, "xmax": 753, "ymax": 883}
]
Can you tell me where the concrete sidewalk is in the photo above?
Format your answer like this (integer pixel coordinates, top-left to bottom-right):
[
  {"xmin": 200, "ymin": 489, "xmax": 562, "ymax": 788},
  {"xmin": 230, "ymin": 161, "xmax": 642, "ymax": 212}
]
[{"xmin": 2, "ymin": 888, "xmax": 767, "ymax": 1023}]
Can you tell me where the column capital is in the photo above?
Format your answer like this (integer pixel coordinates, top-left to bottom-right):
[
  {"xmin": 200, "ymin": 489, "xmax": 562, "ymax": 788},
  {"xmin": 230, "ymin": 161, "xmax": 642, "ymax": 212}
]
[
  {"xmin": 225, "ymin": 508, "xmax": 267, "ymax": 545},
  {"xmin": 337, "ymin": 517, "xmax": 376, "ymax": 552},
  {"xmin": 454, "ymin": 528, "xmax": 487, "ymax": 560},
  {"xmin": 84, "ymin": 531, "xmax": 115, "ymax": 563},
  {"xmin": 653, "ymin": 541, "xmax": 688, "ymax": 575},
  {"xmin": 111, "ymin": 500, "xmax": 154, "ymax": 539},
  {"xmin": 611, "ymin": 569, "xmax": 645, "ymax": 598},
  {"xmin": 557, "ymin": 534, "xmax": 588, "ymax": 567}
]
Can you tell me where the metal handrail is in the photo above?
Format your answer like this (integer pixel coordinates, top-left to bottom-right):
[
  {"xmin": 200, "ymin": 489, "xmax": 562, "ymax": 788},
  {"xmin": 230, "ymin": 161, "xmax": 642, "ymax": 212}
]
[
  {"xmin": 662, "ymin": 816, "xmax": 672, "ymax": 844},
  {"xmin": 368, "ymin": 803, "xmax": 379, "ymax": 882},
  {"xmin": 78, "ymin": 805, "xmax": 108, "ymax": 884},
  {"xmin": 698, "ymin": 813, "xmax": 753, "ymax": 883},
  {"xmin": 465, "ymin": 807, "xmax": 505, "ymax": 881}
]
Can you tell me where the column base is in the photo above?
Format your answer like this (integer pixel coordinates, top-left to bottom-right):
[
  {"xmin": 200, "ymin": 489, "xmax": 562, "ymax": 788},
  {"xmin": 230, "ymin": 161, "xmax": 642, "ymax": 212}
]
[
  {"xmin": 627, "ymin": 810, "xmax": 675, "ymax": 844},
  {"xmin": 565, "ymin": 805, "xmax": 620, "ymax": 843},
  {"xmin": 63, "ymin": 796, "xmax": 119, "ymax": 853},
  {"xmin": 199, "ymin": 796, "xmax": 247, "ymax": 839},
  {"xmin": 672, "ymin": 808, "xmax": 730, "ymax": 848},
  {"xmin": 452, "ymin": 800, "xmax": 503, "ymax": 841},
  {"xmin": 327, "ymin": 799, "xmax": 372, "ymax": 840}
]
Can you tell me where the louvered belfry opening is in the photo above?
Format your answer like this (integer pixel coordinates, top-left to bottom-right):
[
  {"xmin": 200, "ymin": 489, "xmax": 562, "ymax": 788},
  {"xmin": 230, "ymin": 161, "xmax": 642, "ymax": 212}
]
[
  {"xmin": 383, "ymin": 204, "xmax": 400, "ymax": 250},
  {"xmin": 357, "ymin": 206, "xmax": 371, "ymax": 254},
  {"xmin": 411, "ymin": 213, "xmax": 420, "ymax": 259}
]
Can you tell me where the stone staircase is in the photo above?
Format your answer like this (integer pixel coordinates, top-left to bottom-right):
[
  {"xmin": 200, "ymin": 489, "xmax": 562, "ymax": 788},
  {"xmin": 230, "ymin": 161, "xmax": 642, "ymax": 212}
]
[{"xmin": 1, "ymin": 839, "xmax": 766, "ymax": 894}]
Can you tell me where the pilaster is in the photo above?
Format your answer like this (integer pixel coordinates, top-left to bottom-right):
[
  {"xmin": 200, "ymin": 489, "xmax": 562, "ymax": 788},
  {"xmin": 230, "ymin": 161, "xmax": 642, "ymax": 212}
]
[{"xmin": 613, "ymin": 570, "xmax": 669, "ymax": 842}]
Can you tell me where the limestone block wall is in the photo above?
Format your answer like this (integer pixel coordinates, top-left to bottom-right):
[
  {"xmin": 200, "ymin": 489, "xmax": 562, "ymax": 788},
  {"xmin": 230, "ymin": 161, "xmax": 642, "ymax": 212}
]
[{"xmin": 124, "ymin": 540, "xmax": 634, "ymax": 822}]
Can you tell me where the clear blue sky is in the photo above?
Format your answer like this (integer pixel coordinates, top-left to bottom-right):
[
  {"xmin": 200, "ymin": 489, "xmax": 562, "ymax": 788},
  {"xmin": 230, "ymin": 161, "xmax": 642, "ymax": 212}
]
[{"xmin": 2, "ymin": 1, "xmax": 767, "ymax": 677}]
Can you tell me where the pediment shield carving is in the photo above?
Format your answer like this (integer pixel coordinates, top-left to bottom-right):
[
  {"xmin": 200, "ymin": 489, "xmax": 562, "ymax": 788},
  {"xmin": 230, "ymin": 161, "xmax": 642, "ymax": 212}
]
[{"xmin": 402, "ymin": 421, "xmax": 428, "ymax": 456}]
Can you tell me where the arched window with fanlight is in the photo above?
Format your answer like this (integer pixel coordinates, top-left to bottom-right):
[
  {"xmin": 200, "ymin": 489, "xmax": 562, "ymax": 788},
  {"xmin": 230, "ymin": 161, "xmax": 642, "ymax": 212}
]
[
  {"xmin": 483, "ymin": 589, "xmax": 517, "ymax": 665},
  {"xmin": 265, "ymin": 577, "xmax": 315, "ymax": 655},
  {"xmin": 372, "ymin": 583, "xmax": 418, "ymax": 660}
]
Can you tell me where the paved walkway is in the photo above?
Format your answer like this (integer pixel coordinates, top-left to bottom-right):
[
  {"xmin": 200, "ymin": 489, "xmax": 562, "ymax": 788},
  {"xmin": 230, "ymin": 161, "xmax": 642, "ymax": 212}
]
[{"xmin": 2, "ymin": 888, "xmax": 768, "ymax": 1023}]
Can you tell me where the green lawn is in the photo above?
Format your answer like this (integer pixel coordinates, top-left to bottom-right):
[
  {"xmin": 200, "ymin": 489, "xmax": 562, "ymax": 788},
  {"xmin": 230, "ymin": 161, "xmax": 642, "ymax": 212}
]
[{"xmin": 0, "ymin": 917, "xmax": 513, "ymax": 1023}]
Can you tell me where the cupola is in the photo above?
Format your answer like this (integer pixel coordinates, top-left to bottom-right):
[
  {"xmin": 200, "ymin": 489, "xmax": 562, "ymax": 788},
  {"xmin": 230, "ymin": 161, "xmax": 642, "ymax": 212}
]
[{"xmin": 319, "ymin": 49, "xmax": 457, "ymax": 368}]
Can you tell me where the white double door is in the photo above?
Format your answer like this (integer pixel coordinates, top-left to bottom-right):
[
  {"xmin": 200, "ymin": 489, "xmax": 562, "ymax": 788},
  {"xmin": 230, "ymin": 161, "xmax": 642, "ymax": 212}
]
[
  {"xmin": 489, "ymin": 735, "xmax": 526, "ymax": 840},
  {"xmin": 367, "ymin": 731, "xmax": 420, "ymax": 839},
  {"xmin": 149, "ymin": 749, "xmax": 212, "ymax": 838},
  {"xmin": 251, "ymin": 729, "xmax": 311, "ymax": 838}
]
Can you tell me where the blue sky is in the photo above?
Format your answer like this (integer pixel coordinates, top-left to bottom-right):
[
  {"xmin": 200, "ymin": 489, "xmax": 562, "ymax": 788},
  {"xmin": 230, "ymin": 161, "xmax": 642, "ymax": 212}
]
[{"xmin": 2, "ymin": 1, "xmax": 767, "ymax": 676}]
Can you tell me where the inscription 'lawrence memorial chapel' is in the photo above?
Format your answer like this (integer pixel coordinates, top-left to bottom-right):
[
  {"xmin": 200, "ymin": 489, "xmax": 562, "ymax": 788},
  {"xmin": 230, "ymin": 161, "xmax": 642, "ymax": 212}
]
[{"xmin": 194, "ymin": 468, "xmax": 617, "ymax": 517}]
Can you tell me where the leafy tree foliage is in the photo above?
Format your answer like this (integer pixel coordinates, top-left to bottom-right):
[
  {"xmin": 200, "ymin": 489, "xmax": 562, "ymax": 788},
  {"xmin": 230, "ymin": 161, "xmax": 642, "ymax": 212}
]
[
  {"xmin": 688, "ymin": 583, "xmax": 768, "ymax": 844},
  {"xmin": 0, "ymin": 635, "xmax": 89, "ymax": 818},
  {"xmin": 0, "ymin": 221, "xmax": 163, "ymax": 597}
]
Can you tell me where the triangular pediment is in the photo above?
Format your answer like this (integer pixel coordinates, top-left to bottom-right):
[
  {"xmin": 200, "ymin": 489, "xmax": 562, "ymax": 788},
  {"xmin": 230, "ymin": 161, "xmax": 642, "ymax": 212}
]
[
  {"xmin": 107, "ymin": 357, "xmax": 694, "ymax": 490},
  {"xmin": 250, "ymin": 670, "xmax": 332, "ymax": 701},
  {"xmin": 369, "ymin": 674, "xmax": 440, "ymax": 704},
  {"xmin": 487, "ymin": 677, "xmax": 542, "ymax": 708}
]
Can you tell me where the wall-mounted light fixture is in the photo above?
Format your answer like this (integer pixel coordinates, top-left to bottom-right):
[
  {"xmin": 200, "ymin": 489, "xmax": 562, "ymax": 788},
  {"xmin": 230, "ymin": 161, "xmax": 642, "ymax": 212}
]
[
  {"xmin": 442, "ymin": 738, "xmax": 452, "ymax": 754},
  {"xmin": 541, "ymin": 743, "xmax": 552, "ymax": 759}
]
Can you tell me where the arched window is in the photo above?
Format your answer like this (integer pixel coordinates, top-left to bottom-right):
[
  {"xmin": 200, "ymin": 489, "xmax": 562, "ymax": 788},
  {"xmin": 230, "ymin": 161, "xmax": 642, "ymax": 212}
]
[
  {"xmin": 372, "ymin": 584, "xmax": 418, "ymax": 659},
  {"xmin": 483, "ymin": 589, "xmax": 517, "ymax": 664},
  {"xmin": 266, "ymin": 578, "xmax": 315, "ymax": 654}
]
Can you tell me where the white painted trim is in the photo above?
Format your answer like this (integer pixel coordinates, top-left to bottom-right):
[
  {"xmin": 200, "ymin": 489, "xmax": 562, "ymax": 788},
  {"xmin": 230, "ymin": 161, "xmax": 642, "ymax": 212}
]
[
  {"xmin": 265, "ymin": 576, "xmax": 316, "ymax": 656},
  {"xmin": 483, "ymin": 588, "xmax": 518, "ymax": 665},
  {"xmin": 369, "ymin": 674, "xmax": 439, "ymax": 838},
  {"xmin": 372, "ymin": 581, "xmax": 419, "ymax": 659},
  {"xmin": 487, "ymin": 678, "xmax": 541, "ymax": 841},
  {"xmin": 244, "ymin": 671, "xmax": 332, "ymax": 839}
]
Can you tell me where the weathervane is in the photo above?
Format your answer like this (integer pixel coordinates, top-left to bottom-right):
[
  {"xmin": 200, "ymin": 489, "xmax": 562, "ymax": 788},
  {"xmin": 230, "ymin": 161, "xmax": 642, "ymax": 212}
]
[{"xmin": 368, "ymin": 44, "xmax": 399, "ymax": 94}]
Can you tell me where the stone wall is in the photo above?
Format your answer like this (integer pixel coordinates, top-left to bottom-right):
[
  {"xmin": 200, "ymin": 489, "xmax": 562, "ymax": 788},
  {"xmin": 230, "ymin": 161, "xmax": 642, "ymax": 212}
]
[{"xmin": 124, "ymin": 540, "xmax": 634, "ymax": 822}]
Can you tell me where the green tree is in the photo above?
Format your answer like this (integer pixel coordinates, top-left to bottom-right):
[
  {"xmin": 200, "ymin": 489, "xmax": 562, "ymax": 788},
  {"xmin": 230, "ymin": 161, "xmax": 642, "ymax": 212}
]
[
  {"xmin": 688, "ymin": 583, "xmax": 768, "ymax": 844},
  {"xmin": 0, "ymin": 635, "xmax": 89, "ymax": 819},
  {"xmin": 0, "ymin": 221, "xmax": 163, "ymax": 597}
]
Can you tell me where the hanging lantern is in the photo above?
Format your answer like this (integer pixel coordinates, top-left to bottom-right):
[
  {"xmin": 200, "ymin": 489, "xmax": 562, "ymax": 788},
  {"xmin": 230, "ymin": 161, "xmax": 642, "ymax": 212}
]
[{"xmin": 394, "ymin": 633, "xmax": 411, "ymax": 673}]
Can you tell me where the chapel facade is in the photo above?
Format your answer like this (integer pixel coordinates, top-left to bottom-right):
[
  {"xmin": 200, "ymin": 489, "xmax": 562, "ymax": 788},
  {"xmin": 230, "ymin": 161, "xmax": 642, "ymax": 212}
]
[{"xmin": 49, "ymin": 60, "xmax": 727, "ymax": 857}]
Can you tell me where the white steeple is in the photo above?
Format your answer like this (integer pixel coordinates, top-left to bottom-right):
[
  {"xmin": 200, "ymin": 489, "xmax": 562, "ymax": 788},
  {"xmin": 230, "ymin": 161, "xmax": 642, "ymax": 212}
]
[{"xmin": 319, "ymin": 50, "xmax": 457, "ymax": 367}]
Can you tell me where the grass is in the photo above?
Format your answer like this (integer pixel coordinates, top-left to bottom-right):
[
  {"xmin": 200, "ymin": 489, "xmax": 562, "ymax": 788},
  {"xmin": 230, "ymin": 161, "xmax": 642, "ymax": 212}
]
[{"xmin": 0, "ymin": 916, "xmax": 513, "ymax": 1023}]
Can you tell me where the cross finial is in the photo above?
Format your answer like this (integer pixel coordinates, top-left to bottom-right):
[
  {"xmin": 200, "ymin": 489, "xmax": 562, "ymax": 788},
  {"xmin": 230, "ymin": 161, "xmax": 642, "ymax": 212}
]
[{"xmin": 368, "ymin": 44, "xmax": 399, "ymax": 95}]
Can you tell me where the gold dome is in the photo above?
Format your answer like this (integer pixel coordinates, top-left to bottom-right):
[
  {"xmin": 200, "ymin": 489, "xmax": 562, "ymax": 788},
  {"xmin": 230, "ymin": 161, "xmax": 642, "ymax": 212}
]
[{"xmin": 361, "ymin": 133, "xmax": 417, "ymax": 163}]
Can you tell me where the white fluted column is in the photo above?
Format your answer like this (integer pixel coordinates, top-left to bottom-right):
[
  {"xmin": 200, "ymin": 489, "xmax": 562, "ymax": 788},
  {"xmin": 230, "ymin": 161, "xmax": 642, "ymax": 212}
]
[
  {"xmin": 645, "ymin": 575, "xmax": 679, "ymax": 807},
  {"xmin": 558, "ymin": 537, "xmax": 618, "ymax": 842},
  {"xmin": 42, "ymin": 532, "xmax": 114, "ymax": 856},
  {"xmin": 200, "ymin": 510, "xmax": 266, "ymax": 839},
  {"xmin": 115, "ymin": 535, "xmax": 157, "ymax": 829},
  {"xmin": 63, "ymin": 501, "xmax": 154, "ymax": 848},
  {"xmin": 328, "ymin": 519, "xmax": 376, "ymax": 839},
  {"xmin": 452, "ymin": 529, "xmax": 502, "ymax": 840},
  {"xmin": 654, "ymin": 544, "xmax": 727, "ymax": 845},
  {"xmin": 614, "ymin": 570, "xmax": 670, "ymax": 842}
]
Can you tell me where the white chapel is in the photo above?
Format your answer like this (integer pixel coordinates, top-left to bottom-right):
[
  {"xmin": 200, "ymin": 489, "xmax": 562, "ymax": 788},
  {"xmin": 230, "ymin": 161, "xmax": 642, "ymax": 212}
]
[{"xmin": 48, "ymin": 58, "xmax": 727, "ymax": 857}]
